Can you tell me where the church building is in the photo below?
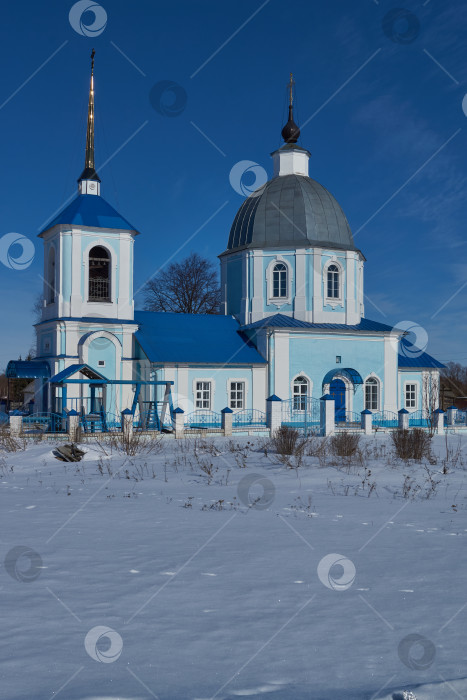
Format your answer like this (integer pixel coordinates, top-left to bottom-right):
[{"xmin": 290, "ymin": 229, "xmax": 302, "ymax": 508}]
[{"xmin": 8, "ymin": 57, "xmax": 444, "ymax": 425}]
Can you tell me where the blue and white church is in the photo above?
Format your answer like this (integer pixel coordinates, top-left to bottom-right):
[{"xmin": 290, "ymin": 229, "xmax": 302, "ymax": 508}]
[{"xmin": 9, "ymin": 59, "xmax": 444, "ymax": 425}]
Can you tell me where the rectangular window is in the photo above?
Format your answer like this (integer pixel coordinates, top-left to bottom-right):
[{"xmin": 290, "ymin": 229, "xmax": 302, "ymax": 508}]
[
  {"xmin": 365, "ymin": 384, "xmax": 378, "ymax": 411},
  {"xmin": 195, "ymin": 381, "xmax": 211, "ymax": 409},
  {"xmin": 98, "ymin": 360, "xmax": 105, "ymax": 367},
  {"xmin": 229, "ymin": 382, "xmax": 244, "ymax": 409},
  {"xmin": 336, "ymin": 355, "xmax": 341, "ymax": 364},
  {"xmin": 405, "ymin": 383, "xmax": 417, "ymax": 409}
]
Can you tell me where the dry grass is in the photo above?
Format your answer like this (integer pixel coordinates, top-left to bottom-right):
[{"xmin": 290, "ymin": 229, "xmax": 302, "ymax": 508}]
[
  {"xmin": 391, "ymin": 428, "xmax": 432, "ymax": 462},
  {"xmin": 329, "ymin": 432, "xmax": 360, "ymax": 458}
]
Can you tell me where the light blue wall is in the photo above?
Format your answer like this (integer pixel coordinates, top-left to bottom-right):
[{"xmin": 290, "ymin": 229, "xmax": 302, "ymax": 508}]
[
  {"xmin": 186, "ymin": 367, "xmax": 253, "ymax": 412},
  {"xmin": 287, "ymin": 332, "xmax": 386, "ymax": 413},
  {"xmin": 398, "ymin": 370, "xmax": 424, "ymax": 411}
]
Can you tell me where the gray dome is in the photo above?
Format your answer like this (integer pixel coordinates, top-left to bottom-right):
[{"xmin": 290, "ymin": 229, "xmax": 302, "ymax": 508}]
[{"xmin": 226, "ymin": 174, "xmax": 356, "ymax": 253}]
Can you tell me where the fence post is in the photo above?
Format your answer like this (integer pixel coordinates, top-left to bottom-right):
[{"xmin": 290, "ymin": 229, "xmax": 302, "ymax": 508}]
[
  {"xmin": 221, "ymin": 407, "xmax": 233, "ymax": 437},
  {"xmin": 266, "ymin": 395, "xmax": 282, "ymax": 436},
  {"xmin": 320, "ymin": 395, "xmax": 335, "ymax": 436},
  {"xmin": 361, "ymin": 409, "xmax": 372, "ymax": 435},
  {"xmin": 172, "ymin": 408, "xmax": 185, "ymax": 439},
  {"xmin": 121, "ymin": 409, "xmax": 134, "ymax": 441},
  {"xmin": 9, "ymin": 411, "xmax": 23, "ymax": 437},
  {"xmin": 434, "ymin": 408, "xmax": 445, "ymax": 434},
  {"xmin": 446, "ymin": 405, "xmax": 457, "ymax": 426},
  {"xmin": 67, "ymin": 409, "xmax": 80, "ymax": 442},
  {"xmin": 398, "ymin": 408, "xmax": 409, "ymax": 430}
]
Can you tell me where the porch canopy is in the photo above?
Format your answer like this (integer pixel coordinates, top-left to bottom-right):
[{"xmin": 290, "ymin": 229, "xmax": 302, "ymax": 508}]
[
  {"xmin": 50, "ymin": 364, "xmax": 108, "ymax": 384},
  {"xmin": 6, "ymin": 360, "xmax": 50, "ymax": 379},
  {"xmin": 322, "ymin": 368, "xmax": 363, "ymax": 391}
]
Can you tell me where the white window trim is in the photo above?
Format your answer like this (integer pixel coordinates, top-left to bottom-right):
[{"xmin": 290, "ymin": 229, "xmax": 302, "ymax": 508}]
[
  {"xmin": 192, "ymin": 378, "xmax": 215, "ymax": 411},
  {"xmin": 363, "ymin": 373, "xmax": 381, "ymax": 412},
  {"xmin": 404, "ymin": 381, "xmax": 419, "ymax": 411},
  {"xmin": 290, "ymin": 372, "xmax": 313, "ymax": 405},
  {"xmin": 226, "ymin": 378, "xmax": 249, "ymax": 411},
  {"xmin": 266, "ymin": 256, "xmax": 293, "ymax": 308},
  {"xmin": 323, "ymin": 257, "xmax": 344, "ymax": 308}
]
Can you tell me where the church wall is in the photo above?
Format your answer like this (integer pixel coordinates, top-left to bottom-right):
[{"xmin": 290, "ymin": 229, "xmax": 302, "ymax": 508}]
[
  {"xmin": 286, "ymin": 332, "xmax": 388, "ymax": 412},
  {"xmin": 398, "ymin": 369, "xmax": 427, "ymax": 413}
]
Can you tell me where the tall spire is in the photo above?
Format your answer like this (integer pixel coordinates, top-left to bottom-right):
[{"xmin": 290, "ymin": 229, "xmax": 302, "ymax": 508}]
[
  {"xmin": 78, "ymin": 49, "xmax": 101, "ymax": 195},
  {"xmin": 281, "ymin": 73, "xmax": 300, "ymax": 144}
]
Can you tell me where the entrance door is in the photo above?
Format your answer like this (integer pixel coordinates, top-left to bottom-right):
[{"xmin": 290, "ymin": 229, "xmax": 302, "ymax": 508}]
[{"xmin": 330, "ymin": 378, "xmax": 346, "ymax": 421}]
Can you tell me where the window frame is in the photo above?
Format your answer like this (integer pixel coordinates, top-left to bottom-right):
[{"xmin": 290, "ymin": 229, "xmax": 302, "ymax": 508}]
[
  {"xmin": 323, "ymin": 260, "xmax": 343, "ymax": 305},
  {"xmin": 195, "ymin": 381, "xmax": 212, "ymax": 410},
  {"xmin": 229, "ymin": 381, "xmax": 245, "ymax": 410},
  {"xmin": 364, "ymin": 377, "xmax": 379, "ymax": 411},
  {"xmin": 88, "ymin": 245, "xmax": 112, "ymax": 303},
  {"xmin": 272, "ymin": 262, "xmax": 287, "ymax": 299},
  {"xmin": 404, "ymin": 382, "xmax": 417, "ymax": 410},
  {"xmin": 266, "ymin": 257, "xmax": 292, "ymax": 307},
  {"xmin": 293, "ymin": 375, "xmax": 309, "ymax": 412}
]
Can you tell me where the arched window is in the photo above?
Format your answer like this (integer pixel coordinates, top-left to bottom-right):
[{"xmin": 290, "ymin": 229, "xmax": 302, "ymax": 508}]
[
  {"xmin": 47, "ymin": 247, "xmax": 56, "ymax": 304},
  {"xmin": 293, "ymin": 376, "xmax": 309, "ymax": 411},
  {"xmin": 89, "ymin": 246, "xmax": 111, "ymax": 302},
  {"xmin": 327, "ymin": 264, "xmax": 339, "ymax": 299},
  {"xmin": 272, "ymin": 262, "xmax": 287, "ymax": 298},
  {"xmin": 365, "ymin": 377, "xmax": 379, "ymax": 411}
]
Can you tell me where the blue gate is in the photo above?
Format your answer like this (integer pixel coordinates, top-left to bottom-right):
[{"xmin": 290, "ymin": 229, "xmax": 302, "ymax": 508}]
[{"xmin": 281, "ymin": 398, "xmax": 320, "ymax": 434}]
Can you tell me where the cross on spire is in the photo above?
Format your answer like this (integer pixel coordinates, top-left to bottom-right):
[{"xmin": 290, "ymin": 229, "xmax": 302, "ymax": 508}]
[
  {"xmin": 281, "ymin": 73, "xmax": 300, "ymax": 144},
  {"xmin": 78, "ymin": 49, "xmax": 101, "ymax": 192}
]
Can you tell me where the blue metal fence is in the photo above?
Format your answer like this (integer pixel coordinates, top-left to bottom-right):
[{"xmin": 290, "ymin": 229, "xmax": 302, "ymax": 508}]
[
  {"xmin": 408, "ymin": 410, "xmax": 430, "ymax": 427},
  {"xmin": 337, "ymin": 411, "xmax": 361, "ymax": 425},
  {"xmin": 232, "ymin": 409, "xmax": 266, "ymax": 428},
  {"xmin": 281, "ymin": 398, "xmax": 320, "ymax": 433},
  {"xmin": 372, "ymin": 411, "xmax": 399, "ymax": 428},
  {"xmin": 186, "ymin": 410, "xmax": 222, "ymax": 429},
  {"xmin": 22, "ymin": 412, "xmax": 67, "ymax": 433}
]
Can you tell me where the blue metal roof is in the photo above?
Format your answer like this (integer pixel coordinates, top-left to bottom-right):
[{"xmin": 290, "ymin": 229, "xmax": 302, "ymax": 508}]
[
  {"xmin": 39, "ymin": 194, "xmax": 138, "ymax": 235},
  {"xmin": 322, "ymin": 368, "xmax": 363, "ymax": 387},
  {"xmin": 50, "ymin": 364, "xmax": 108, "ymax": 383},
  {"xmin": 135, "ymin": 311, "xmax": 267, "ymax": 365},
  {"xmin": 398, "ymin": 350, "xmax": 445, "ymax": 369},
  {"xmin": 6, "ymin": 360, "xmax": 50, "ymax": 379},
  {"xmin": 241, "ymin": 314, "xmax": 394, "ymax": 333}
]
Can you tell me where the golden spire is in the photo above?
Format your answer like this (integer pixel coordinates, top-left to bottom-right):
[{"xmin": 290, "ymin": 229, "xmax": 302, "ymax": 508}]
[{"xmin": 79, "ymin": 49, "xmax": 100, "ymax": 184}]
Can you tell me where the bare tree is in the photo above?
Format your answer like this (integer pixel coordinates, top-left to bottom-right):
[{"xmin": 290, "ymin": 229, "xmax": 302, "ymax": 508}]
[
  {"xmin": 423, "ymin": 371, "xmax": 440, "ymax": 437},
  {"xmin": 143, "ymin": 252, "xmax": 221, "ymax": 314}
]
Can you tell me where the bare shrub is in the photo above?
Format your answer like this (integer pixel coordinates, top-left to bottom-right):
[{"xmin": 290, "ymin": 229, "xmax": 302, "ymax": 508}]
[
  {"xmin": 391, "ymin": 428, "xmax": 432, "ymax": 462},
  {"xmin": 329, "ymin": 432, "xmax": 360, "ymax": 458},
  {"xmin": 270, "ymin": 426, "xmax": 305, "ymax": 457},
  {"xmin": 95, "ymin": 432, "xmax": 163, "ymax": 457},
  {"xmin": 0, "ymin": 426, "xmax": 23, "ymax": 452}
]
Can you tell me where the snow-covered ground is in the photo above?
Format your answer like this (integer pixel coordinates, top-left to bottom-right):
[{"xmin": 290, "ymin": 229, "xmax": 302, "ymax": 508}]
[{"xmin": 1, "ymin": 432, "xmax": 467, "ymax": 700}]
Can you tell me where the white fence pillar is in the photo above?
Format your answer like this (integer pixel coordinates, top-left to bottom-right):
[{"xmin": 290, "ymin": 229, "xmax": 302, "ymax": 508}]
[
  {"xmin": 67, "ymin": 410, "xmax": 80, "ymax": 442},
  {"xmin": 361, "ymin": 409, "xmax": 372, "ymax": 435},
  {"xmin": 266, "ymin": 395, "xmax": 282, "ymax": 435},
  {"xmin": 172, "ymin": 408, "xmax": 185, "ymax": 439},
  {"xmin": 121, "ymin": 409, "xmax": 134, "ymax": 441},
  {"xmin": 221, "ymin": 407, "xmax": 233, "ymax": 437},
  {"xmin": 398, "ymin": 409, "xmax": 409, "ymax": 430},
  {"xmin": 434, "ymin": 408, "xmax": 445, "ymax": 434},
  {"xmin": 446, "ymin": 405, "xmax": 457, "ymax": 426},
  {"xmin": 9, "ymin": 413, "xmax": 23, "ymax": 437},
  {"xmin": 320, "ymin": 395, "xmax": 335, "ymax": 436}
]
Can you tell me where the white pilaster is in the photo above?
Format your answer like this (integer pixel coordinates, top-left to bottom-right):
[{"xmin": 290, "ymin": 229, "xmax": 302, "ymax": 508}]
[
  {"xmin": 273, "ymin": 333, "xmax": 289, "ymax": 400},
  {"xmin": 294, "ymin": 249, "xmax": 306, "ymax": 320}
]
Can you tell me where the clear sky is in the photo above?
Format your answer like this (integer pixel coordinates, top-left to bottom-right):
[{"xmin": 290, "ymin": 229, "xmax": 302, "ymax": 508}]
[{"xmin": 0, "ymin": 0, "xmax": 466, "ymax": 370}]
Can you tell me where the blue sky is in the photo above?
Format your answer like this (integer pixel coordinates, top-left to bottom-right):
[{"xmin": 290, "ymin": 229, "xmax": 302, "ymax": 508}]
[{"xmin": 0, "ymin": 0, "xmax": 466, "ymax": 370}]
